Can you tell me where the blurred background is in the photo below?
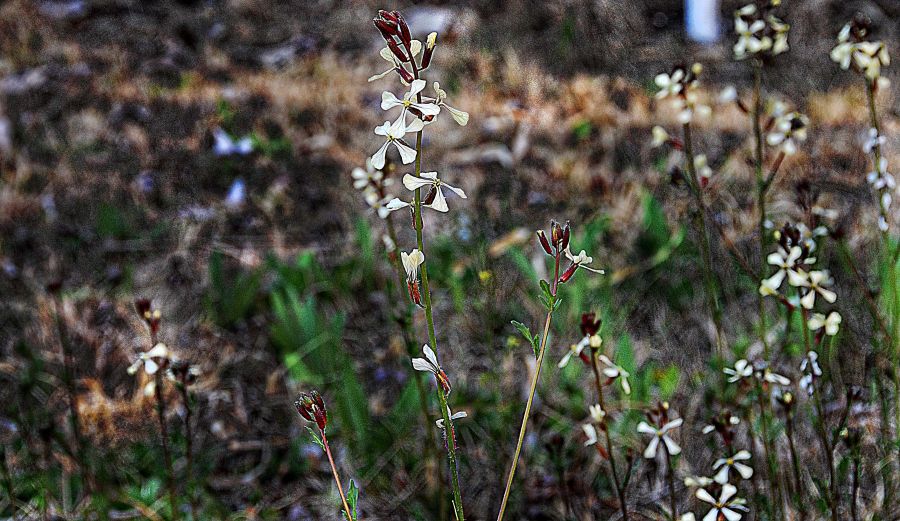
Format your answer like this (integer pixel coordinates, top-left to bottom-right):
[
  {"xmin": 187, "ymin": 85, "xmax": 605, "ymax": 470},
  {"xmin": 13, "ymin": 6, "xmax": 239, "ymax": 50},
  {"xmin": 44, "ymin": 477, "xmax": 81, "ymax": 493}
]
[{"xmin": 1, "ymin": 0, "xmax": 898, "ymax": 519}]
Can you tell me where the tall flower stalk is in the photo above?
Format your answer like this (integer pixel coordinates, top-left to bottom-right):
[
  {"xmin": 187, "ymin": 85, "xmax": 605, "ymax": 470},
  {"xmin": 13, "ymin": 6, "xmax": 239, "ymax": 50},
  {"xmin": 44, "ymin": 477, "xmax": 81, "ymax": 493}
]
[
  {"xmin": 296, "ymin": 391, "xmax": 357, "ymax": 521},
  {"xmin": 653, "ymin": 63, "xmax": 725, "ymax": 354},
  {"xmin": 371, "ymin": 10, "xmax": 469, "ymax": 519},
  {"xmin": 497, "ymin": 222, "xmax": 603, "ymax": 520}
]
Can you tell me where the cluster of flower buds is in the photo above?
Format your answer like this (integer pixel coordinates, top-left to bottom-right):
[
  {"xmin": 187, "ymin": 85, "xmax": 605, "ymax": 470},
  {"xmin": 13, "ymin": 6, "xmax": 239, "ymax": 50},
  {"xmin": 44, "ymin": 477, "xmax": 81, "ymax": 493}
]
[
  {"xmin": 798, "ymin": 350, "xmax": 822, "ymax": 395},
  {"xmin": 372, "ymin": 10, "xmax": 435, "ymax": 84},
  {"xmin": 863, "ymin": 131, "xmax": 895, "ymax": 232},
  {"xmin": 537, "ymin": 220, "xmax": 604, "ymax": 285},
  {"xmin": 654, "ymin": 63, "xmax": 711, "ymax": 124},
  {"xmin": 732, "ymin": 1, "xmax": 790, "ymax": 61},
  {"xmin": 537, "ymin": 220, "xmax": 570, "ymax": 258},
  {"xmin": 831, "ymin": 17, "xmax": 891, "ymax": 81},
  {"xmin": 135, "ymin": 298, "xmax": 161, "ymax": 337},
  {"xmin": 295, "ymin": 390, "xmax": 328, "ymax": 431}
]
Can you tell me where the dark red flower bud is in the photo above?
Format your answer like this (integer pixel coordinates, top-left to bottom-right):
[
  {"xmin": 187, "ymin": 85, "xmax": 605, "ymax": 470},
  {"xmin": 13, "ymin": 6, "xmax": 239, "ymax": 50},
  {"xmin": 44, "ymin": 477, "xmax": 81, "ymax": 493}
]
[
  {"xmin": 374, "ymin": 19, "xmax": 397, "ymax": 41},
  {"xmin": 378, "ymin": 10, "xmax": 400, "ymax": 25},
  {"xmin": 562, "ymin": 222, "xmax": 570, "ymax": 251},
  {"xmin": 551, "ymin": 220, "xmax": 563, "ymax": 246},
  {"xmin": 393, "ymin": 11, "xmax": 411, "ymax": 46},
  {"xmin": 579, "ymin": 312, "xmax": 602, "ymax": 336},
  {"xmin": 558, "ymin": 263, "xmax": 578, "ymax": 284},
  {"xmin": 387, "ymin": 39, "xmax": 408, "ymax": 62},
  {"xmin": 295, "ymin": 391, "xmax": 328, "ymax": 431},
  {"xmin": 421, "ymin": 46, "xmax": 434, "ymax": 69},
  {"xmin": 395, "ymin": 66, "xmax": 414, "ymax": 83},
  {"xmin": 135, "ymin": 298, "xmax": 152, "ymax": 317},
  {"xmin": 537, "ymin": 230, "xmax": 553, "ymax": 255}
]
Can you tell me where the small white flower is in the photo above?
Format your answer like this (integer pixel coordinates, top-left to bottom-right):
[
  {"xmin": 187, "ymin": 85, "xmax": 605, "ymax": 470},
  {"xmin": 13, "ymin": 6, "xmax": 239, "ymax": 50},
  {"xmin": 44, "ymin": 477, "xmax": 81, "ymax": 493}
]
[
  {"xmin": 694, "ymin": 154, "xmax": 713, "ymax": 182},
  {"xmin": 127, "ymin": 343, "xmax": 171, "ymax": 376},
  {"xmin": 371, "ymin": 113, "xmax": 424, "ymax": 169},
  {"xmin": 684, "ymin": 475, "xmax": 715, "ymax": 488},
  {"xmin": 724, "ymin": 359, "xmax": 753, "ymax": 383},
  {"xmin": 801, "ymin": 350, "xmax": 823, "ymax": 376},
  {"xmin": 637, "ymin": 417, "xmax": 683, "ymax": 459},
  {"xmin": 651, "ymin": 126, "xmax": 670, "ymax": 147},
  {"xmin": 381, "ymin": 79, "xmax": 441, "ymax": 117},
  {"xmin": 808, "ymin": 311, "xmax": 841, "ymax": 336},
  {"xmin": 401, "ymin": 249, "xmax": 425, "ymax": 285},
  {"xmin": 713, "ymin": 450, "xmax": 754, "ymax": 483},
  {"xmin": 400, "ymin": 171, "xmax": 467, "ymax": 212},
  {"xmin": 411, "ymin": 344, "xmax": 440, "ymax": 374},
  {"xmin": 411, "ymin": 344, "xmax": 451, "ymax": 394},
  {"xmin": 435, "ymin": 407, "xmax": 467, "ymax": 429},
  {"xmin": 680, "ymin": 514, "xmax": 697, "ymax": 521},
  {"xmin": 761, "ymin": 367, "xmax": 791, "ymax": 387},
  {"xmin": 564, "ymin": 246, "xmax": 605, "ymax": 274},
  {"xmin": 733, "ymin": 16, "xmax": 767, "ymax": 60},
  {"xmin": 792, "ymin": 270, "xmax": 837, "ymax": 309},
  {"xmin": 864, "ymin": 128, "xmax": 886, "ymax": 153},
  {"xmin": 718, "ymin": 86, "xmax": 738, "ymax": 104},
  {"xmin": 433, "ymin": 82, "xmax": 469, "ymax": 126},
  {"xmin": 213, "ymin": 128, "xmax": 253, "ymax": 156},
  {"xmin": 558, "ymin": 335, "xmax": 590, "ymax": 368},
  {"xmin": 589, "ymin": 403, "xmax": 606, "ymax": 423},
  {"xmin": 598, "ymin": 355, "xmax": 631, "ymax": 395},
  {"xmin": 697, "ymin": 484, "xmax": 749, "ymax": 521},
  {"xmin": 655, "ymin": 69, "xmax": 685, "ymax": 99},
  {"xmin": 583, "ymin": 423, "xmax": 599, "ymax": 446},
  {"xmin": 766, "ymin": 112, "xmax": 808, "ymax": 156},
  {"xmin": 759, "ymin": 245, "xmax": 802, "ymax": 296}
]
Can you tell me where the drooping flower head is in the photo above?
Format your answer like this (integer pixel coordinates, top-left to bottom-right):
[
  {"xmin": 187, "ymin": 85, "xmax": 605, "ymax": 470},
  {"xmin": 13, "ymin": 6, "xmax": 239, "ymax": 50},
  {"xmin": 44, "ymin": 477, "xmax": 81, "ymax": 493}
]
[{"xmin": 412, "ymin": 344, "xmax": 452, "ymax": 395}]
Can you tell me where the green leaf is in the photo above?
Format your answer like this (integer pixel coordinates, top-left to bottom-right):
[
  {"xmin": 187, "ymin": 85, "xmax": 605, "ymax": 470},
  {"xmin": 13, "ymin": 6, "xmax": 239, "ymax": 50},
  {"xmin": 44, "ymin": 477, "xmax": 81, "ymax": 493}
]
[
  {"xmin": 306, "ymin": 426, "xmax": 325, "ymax": 452},
  {"xmin": 511, "ymin": 320, "xmax": 533, "ymax": 345},
  {"xmin": 539, "ymin": 279, "xmax": 551, "ymax": 299},
  {"xmin": 347, "ymin": 479, "xmax": 359, "ymax": 520}
]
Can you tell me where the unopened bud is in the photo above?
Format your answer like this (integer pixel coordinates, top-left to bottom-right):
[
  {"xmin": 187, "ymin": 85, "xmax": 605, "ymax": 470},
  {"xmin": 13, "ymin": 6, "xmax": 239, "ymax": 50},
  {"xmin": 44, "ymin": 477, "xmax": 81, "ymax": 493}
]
[
  {"xmin": 394, "ymin": 11, "xmax": 411, "ymax": 46},
  {"xmin": 559, "ymin": 263, "xmax": 578, "ymax": 284},
  {"xmin": 387, "ymin": 39, "xmax": 408, "ymax": 62},
  {"xmin": 537, "ymin": 230, "xmax": 553, "ymax": 255},
  {"xmin": 395, "ymin": 66, "xmax": 414, "ymax": 83},
  {"xmin": 295, "ymin": 391, "xmax": 328, "ymax": 431},
  {"xmin": 422, "ymin": 32, "xmax": 437, "ymax": 68}
]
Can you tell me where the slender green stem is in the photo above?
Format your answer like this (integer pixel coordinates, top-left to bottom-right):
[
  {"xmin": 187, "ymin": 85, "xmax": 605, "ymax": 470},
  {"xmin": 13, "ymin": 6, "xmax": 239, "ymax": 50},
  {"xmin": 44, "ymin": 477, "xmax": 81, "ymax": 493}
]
[
  {"xmin": 663, "ymin": 445, "xmax": 677, "ymax": 520},
  {"xmin": 497, "ymin": 253, "xmax": 561, "ymax": 521},
  {"xmin": 178, "ymin": 384, "xmax": 197, "ymax": 519},
  {"xmin": 407, "ymin": 69, "xmax": 465, "ymax": 518},
  {"xmin": 785, "ymin": 411, "xmax": 805, "ymax": 518},
  {"xmin": 865, "ymin": 77, "xmax": 900, "ymax": 499},
  {"xmin": 496, "ymin": 309, "xmax": 554, "ymax": 521},
  {"xmin": 154, "ymin": 372, "xmax": 178, "ymax": 521},
  {"xmin": 754, "ymin": 378, "xmax": 782, "ymax": 519},
  {"xmin": 682, "ymin": 122, "xmax": 725, "ymax": 354},
  {"xmin": 589, "ymin": 350, "xmax": 628, "ymax": 521},
  {"xmin": 322, "ymin": 432, "xmax": 354, "ymax": 521},
  {"xmin": 752, "ymin": 61, "xmax": 771, "ymax": 359}
]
